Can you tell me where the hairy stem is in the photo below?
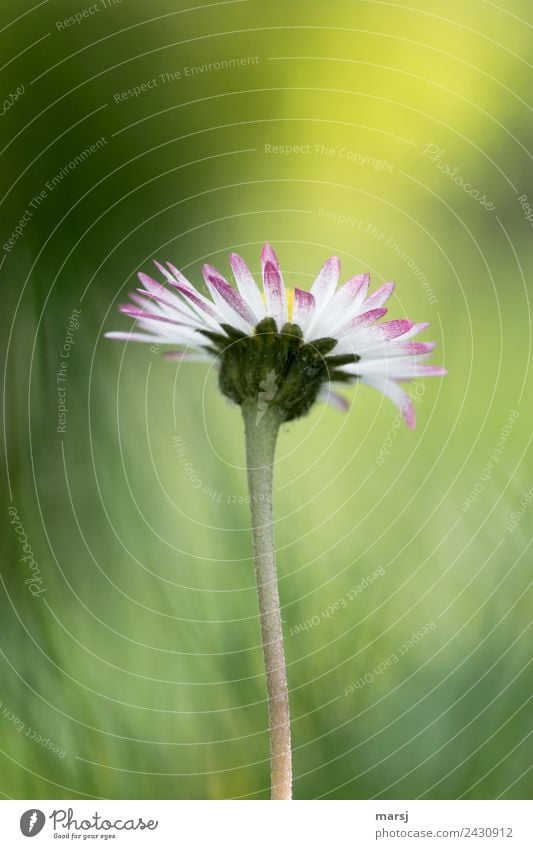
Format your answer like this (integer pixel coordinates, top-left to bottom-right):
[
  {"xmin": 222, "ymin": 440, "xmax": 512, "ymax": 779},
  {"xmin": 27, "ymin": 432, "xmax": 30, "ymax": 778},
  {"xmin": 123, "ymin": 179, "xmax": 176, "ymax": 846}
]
[{"xmin": 242, "ymin": 399, "xmax": 292, "ymax": 800}]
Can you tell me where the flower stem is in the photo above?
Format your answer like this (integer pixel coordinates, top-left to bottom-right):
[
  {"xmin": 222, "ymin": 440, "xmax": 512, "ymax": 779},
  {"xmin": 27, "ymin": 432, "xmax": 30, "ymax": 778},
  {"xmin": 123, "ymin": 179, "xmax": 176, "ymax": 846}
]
[{"xmin": 242, "ymin": 399, "xmax": 292, "ymax": 800}]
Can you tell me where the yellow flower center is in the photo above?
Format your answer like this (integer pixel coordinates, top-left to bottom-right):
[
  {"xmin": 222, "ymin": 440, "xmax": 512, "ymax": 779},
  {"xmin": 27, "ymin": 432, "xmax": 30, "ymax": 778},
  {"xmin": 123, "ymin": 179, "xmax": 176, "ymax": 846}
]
[
  {"xmin": 261, "ymin": 288, "xmax": 294, "ymax": 322},
  {"xmin": 286, "ymin": 288, "xmax": 294, "ymax": 322}
]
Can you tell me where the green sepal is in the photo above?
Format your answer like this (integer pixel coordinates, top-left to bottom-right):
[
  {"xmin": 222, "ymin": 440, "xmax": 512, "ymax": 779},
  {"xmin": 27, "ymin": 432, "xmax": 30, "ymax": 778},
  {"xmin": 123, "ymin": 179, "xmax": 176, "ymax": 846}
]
[{"xmin": 209, "ymin": 319, "xmax": 357, "ymax": 421}]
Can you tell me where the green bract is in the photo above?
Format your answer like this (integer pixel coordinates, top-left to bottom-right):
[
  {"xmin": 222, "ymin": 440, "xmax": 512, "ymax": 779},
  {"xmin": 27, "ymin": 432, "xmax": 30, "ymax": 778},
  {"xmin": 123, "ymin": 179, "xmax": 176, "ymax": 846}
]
[{"xmin": 201, "ymin": 318, "xmax": 358, "ymax": 421}]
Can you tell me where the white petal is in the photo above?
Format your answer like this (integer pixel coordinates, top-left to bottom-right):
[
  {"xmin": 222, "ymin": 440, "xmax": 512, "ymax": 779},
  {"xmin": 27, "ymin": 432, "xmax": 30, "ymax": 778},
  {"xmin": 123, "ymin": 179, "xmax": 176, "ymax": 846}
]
[
  {"xmin": 310, "ymin": 256, "xmax": 340, "ymax": 307},
  {"xmin": 361, "ymin": 375, "xmax": 416, "ymax": 429},
  {"xmin": 262, "ymin": 244, "xmax": 287, "ymax": 328},
  {"xmin": 316, "ymin": 273, "xmax": 370, "ymax": 337},
  {"xmin": 202, "ymin": 264, "xmax": 255, "ymax": 333},
  {"xmin": 306, "ymin": 256, "xmax": 341, "ymax": 336},
  {"xmin": 293, "ymin": 288, "xmax": 316, "ymax": 335},
  {"xmin": 362, "ymin": 282, "xmax": 395, "ymax": 310},
  {"xmin": 317, "ymin": 385, "xmax": 350, "ymax": 412},
  {"xmin": 105, "ymin": 331, "xmax": 163, "ymax": 344},
  {"xmin": 230, "ymin": 253, "xmax": 266, "ymax": 322},
  {"xmin": 342, "ymin": 357, "xmax": 447, "ymax": 379}
]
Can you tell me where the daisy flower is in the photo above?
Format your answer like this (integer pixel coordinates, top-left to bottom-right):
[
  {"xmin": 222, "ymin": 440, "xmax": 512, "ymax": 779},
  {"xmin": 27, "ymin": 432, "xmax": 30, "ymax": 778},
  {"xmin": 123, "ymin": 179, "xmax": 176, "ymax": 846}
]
[
  {"xmin": 106, "ymin": 244, "xmax": 445, "ymax": 428},
  {"xmin": 105, "ymin": 243, "xmax": 446, "ymax": 800}
]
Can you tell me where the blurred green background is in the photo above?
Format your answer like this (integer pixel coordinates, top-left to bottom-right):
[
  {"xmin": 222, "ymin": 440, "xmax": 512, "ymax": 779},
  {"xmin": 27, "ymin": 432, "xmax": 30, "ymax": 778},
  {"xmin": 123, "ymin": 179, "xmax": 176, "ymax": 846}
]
[{"xmin": 1, "ymin": 0, "xmax": 531, "ymax": 800}]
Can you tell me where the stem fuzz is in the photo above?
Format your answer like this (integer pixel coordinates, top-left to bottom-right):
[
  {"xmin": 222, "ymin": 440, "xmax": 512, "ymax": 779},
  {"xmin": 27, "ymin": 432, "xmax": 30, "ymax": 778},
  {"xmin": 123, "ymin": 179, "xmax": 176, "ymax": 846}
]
[{"xmin": 242, "ymin": 400, "xmax": 292, "ymax": 800}]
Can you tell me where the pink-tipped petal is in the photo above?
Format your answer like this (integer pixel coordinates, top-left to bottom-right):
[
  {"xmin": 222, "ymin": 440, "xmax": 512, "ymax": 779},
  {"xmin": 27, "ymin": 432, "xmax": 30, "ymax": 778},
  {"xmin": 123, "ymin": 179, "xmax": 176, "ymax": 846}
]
[
  {"xmin": 138, "ymin": 272, "xmax": 167, "ymax": 295},
  {"xmin": 310, "ymin": 256, "xmax": 341, "ymax": 307},
  {"xmin": 148, "ymin": 261, "xmax": 223, "ymax": 325},
  {"xmin": 376, "ymin": 319, "xmax": 413, "ymax": 340},
  {"xmin": 414, "ymin": 364, "xmax": 447, "ymax": 376},
  {"xmin": 129, "ymin": 292, "xmax": 152, "ymax": 309},
  {"xmin": 118, "ymin": 305, "xmax": 184, "ymax": 326},
  {"xmin": 392, "ymin": 341, "xmax": 436, "ymax": 356},
  {"xmin": 353, "ymin": 359, "xmax": 447, "ymax": 379},
  {"xmin": 362, "ymin": 375, "xmax": 416, "ymax": 429},
  {"xmin": 261, "ymin": 242, "xmax": 282, "ymax": 276},
  {"xmin": 292, "ymin": 288, "xmax": 315, "ymax": 330},
  {"xmin": 398, "ymin": 321, "xmax": 430, "ymax": 340},
  {"xmin": 334, "ymin": 327, "xmax": 435, "ymax": 359},
  {"xmin": 171, "ymin": 281, "xmax": 219, "ymax": 320},
  {"xmin": 263, "ymin": 259, "xmax": 287, "ymax": 327},
  {"xmin": 334, "ymin": 323, "xmax": 416, "ymax": 357},
  {"xmin": 164, "ymin": 261, "xmax": 222, "ymax": 318},
  {"xmin": 330, "ymin": 273, "xmax": 370, "ymax": 317},
  {"xmin": 314, "ymin": 273, "xmax": 370, "ymax": 337},
  {"xmin": 318, "ymin": 386, "xmax": 350, "ymax": 412},
  {"xmin": 165, "ymin": 261, "xmax": 206, "ymax": 294},
  {"xmin": 230, "ymin": 252, "xmax": 265, "ymax": 320},
  {"xmin": 104, "ymin": 331, "xmax": 162, "ymax": 343},
  {"xmin": 330, "ymin": 309, "xmax": 388, "ymax": 346},
  {"xmin": 338, "ymin": 273, "xmax": 370, "ymax": 305},
  {"xmin": 203, "ymin": 264, "xmax": 255, "ymax": 325},
  {"xmin": 348, "ymin": 307, "xmax": 388, "ymax": 329},
  {"xmin": 363, "ymin": 282, "xmax": 395, "ymax": 309},
  {"xmin": 138, "ymin": 270, "xmax": 199, "ymax": 319},
  {"xmin": 154, "ymin": 260, "xmax": 180, "ymax": 284},
  {"xmin": 136, "ymin": 289, "xmax": 199, "ymax": 324}
]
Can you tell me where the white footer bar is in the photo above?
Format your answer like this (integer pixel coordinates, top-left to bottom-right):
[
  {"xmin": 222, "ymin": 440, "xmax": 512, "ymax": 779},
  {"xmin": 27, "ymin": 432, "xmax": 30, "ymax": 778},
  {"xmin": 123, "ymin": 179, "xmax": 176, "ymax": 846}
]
[{"xmin": 0, "ymin": 799, "xmax": 531, "ymax": 848}]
